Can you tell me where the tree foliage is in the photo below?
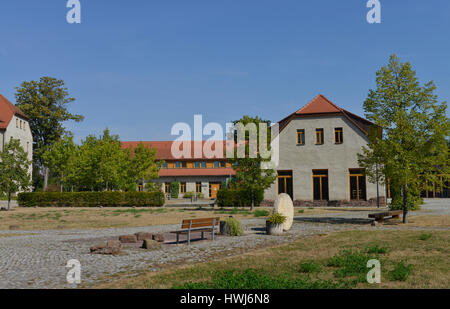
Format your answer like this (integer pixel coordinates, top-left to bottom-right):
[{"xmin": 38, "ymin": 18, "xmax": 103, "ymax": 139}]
[
  {"xmin": 228, "ymin": 115, "xmax": 276, "ymax": 210},
  {"xmin": 14, "ymin": 77, "xmax": 84, "ymax": 189},
  {"xmin": 0, "ymin": 139, "xmax": 32, "ymax": 209},
  {"xmin": 358, "ymin": 55, "xmax": 449, "ymax": 222}
]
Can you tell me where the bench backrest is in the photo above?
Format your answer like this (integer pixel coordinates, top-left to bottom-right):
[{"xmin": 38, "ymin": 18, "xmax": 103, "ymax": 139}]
[{"xmin": 181, "ymin": 217, "xmax": 220, "ymax": 229}]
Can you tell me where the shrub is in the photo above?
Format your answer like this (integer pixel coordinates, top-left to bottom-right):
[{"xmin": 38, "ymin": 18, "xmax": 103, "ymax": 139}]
[
  {"xmin": 267, "ymin": 213, "xmax": 286, "ymax": 224},
  {"xmin": 216, "ymin": 187, "xmax": 264, "ymax": 207},
  {"xmin": 254, "ymin": 209, "xmax": 270, "ymax": 217},
  {"xmin": 17, "ymin": 191, "xmax": 165, "ymax": 207},
  {"xmin": 299, "ymin": 261, "xmax": 322, "ymax": 273},
  {"xmin": 388, "ymin": 261, "xmax": 413, "ymax": 281},
  {"xmin": 419, "ymin": 232, "xmax": 432, "ymax": 241},
  {"xmin": 223, "ymin": 217, "xmax": 244, "ymax": 236},
  {"xmin": 389, "ymin": 183, "xmax": 422, "ymax": 211},
  {"xmin": 170, "ymin": 182, "xmax": 179, "ymax": 199},
  {"xmin": 298, "ymin": 209, "xmax": 304, "ymax": 214}
]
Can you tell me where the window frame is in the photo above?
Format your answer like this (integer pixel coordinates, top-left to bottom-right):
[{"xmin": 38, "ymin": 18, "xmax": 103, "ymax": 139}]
[
  {"xmin": 315, "ymin": 129, "xmax": 324, "ymax": 145},
  {"xmin": 297, "ymin": 129, "xmax": 305, "ymax": 145}
]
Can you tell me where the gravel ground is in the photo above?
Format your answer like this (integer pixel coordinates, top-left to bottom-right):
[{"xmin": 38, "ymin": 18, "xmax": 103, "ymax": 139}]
[{"xmin": 0, "ymin": 199, "xmax": 447, "ymax": 289}]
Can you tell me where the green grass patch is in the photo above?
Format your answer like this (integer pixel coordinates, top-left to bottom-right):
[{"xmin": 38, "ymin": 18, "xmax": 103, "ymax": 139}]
[
  {"xmin": 366, "ymin": 244, "xmax": 388, "ymax": 254},
  {"xmin": 419, "ymin": 232, "xmax": 433, "ymax": 241},
  {"xmin": 388, "ymin": 261, "xmax": 413, "ymax": 281},
  {"xmin": 254, "ymin": 210, "xmax": 270, "ymax": 217},
  {"xmin": 298, "ymin": 261, "xmax": 322, "ymax": 273}
]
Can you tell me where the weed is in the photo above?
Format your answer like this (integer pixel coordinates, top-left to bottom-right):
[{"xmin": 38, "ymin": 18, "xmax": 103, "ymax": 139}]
[{"xmin": 388, "ymin": 261, "xmax": 413, "ymax": 281}]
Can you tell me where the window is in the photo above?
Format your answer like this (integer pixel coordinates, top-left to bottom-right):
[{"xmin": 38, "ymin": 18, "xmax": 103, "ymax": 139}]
[
  {"xmin": 196, "ymin": 182, "xmax": 202, "ymax": 193},
  {"xmin": 297, "ymin": 129, "xmax": 305, "ymax": 145},
  {"xmin": 194, "ymin": 161, "xmax": 200, "ymax": 168},
  {"xmin": 201, "ymin": 161, "xmax": 206, "ymax": 168},
  {"xmin": 349, "ymin": 169, "xmax": 366, "ymax": 200},
  {"xmin": 162, "ymin": 162, "xmax": 168, "ymax": 169},
  {"xmin": 180, "ymin": 182, "xmax": 186, "ymax": 194},
  {"xmin": 220, "ymin": 161, "xmax": 226, "ymax": 168},
  {"xmin": 315, "ymin": 129, "xmax": 324, "ymax": 145},
  {"xmin": 312, "ymin": 170, "xmax": 329, "ymax": 200},
  {"xmin": 214, "ymin": 161, "xmax": 220, "ymax": 168},
  {"xmin": 165, "ymin": 183, "xmax": 171, "ymax": 193},
  {"xmin": 16, "ymin": 119, "xmax": 18, "ymax": 128},
  {"xmin": 20, "ymin": 120, "xmax": 22, "ymax": 129},
  {"xmin": 335, "ymin": 128, "xmax": 343, "ymax": 144},
  {"xmin": 181, "ymin": 161, "xmax": 187, "ymax": 168},
  {"xmin": 175, "ymin": 161, "xmax": 181, "ymax": 168}
]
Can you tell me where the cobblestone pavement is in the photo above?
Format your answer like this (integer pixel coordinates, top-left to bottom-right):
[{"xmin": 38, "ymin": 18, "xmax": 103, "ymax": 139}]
[{"xmin": 0, "ymin": 200, "xmax": 447, "ymax": 289}]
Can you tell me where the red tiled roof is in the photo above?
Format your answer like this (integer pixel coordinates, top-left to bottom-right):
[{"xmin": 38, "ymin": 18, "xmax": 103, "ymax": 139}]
[
  {"xmin": 278, "ymin": 94, "xmax": 375, "ymax": 135},
  {"xmin": 0, "ymin": 94, "xmax": 29, "ymax": 130},
  {"xmin": 121, "ymin": 140, "xmax": 233, "ymax": 160},
  {"xmin": 159, "ymin": 168, "xmax": 235, "ymax": 177}
]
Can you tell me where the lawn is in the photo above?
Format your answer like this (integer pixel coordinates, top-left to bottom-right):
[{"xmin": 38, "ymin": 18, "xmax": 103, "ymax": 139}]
[
  {"xmin": 0, "ymin": 207, "xmax": 343, "ymax": 231},
  {"xmin": 90, "ymin": 229, "xmax": 450, "ymax": 289}
]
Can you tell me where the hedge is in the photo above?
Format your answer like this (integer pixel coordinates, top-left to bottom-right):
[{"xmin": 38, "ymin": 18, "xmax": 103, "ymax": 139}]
[
  {"xmin": 216, "ymin": 188, "xmax": 264, "ymax": 207},
  {"xmin": 17, "ymin": 191, "xmax": 165, "ymax": 207}
]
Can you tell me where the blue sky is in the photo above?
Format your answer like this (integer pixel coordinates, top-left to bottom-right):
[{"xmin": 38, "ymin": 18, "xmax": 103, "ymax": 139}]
[{"xmin": 1, "ymin": 0, "xmax": 449, "ymax": 143}]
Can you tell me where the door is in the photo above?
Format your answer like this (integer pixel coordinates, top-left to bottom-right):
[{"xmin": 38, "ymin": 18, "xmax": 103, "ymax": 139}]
[
  {"xmin": 210, "ymin": 183, "xmax": 221, "ymax": 198},
  {"xmin": 349, "ymin": 169, "xmax": 366, "ymax": 200},
  {"xmin": 277, "ymin": 171, "xmax": 293, "ymax": 200},
  {"xmin": 312, "ymin": 170, "xmax": 329, "ymax": 201}
]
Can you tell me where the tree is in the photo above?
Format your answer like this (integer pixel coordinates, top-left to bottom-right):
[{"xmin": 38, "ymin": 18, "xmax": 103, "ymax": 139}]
[
  {"xmin": 15, "ymin": 77, "xmax": 84, "ymax": 190},
  {"xmin": 229, "ymin": 115, "xmax": 276, "ymax": 210},
  {"xmin": 42, "ymin": 135, "xmax": 79, "ymax": 192},
  {"xmin": 358, "ymin": 55, "xmax": 449, "ymax": 223},
  {"xmin": 0, "ymin": 139, "xmax": 32, "ymax": 209},
  {"xmin": 129, "ymin": 143, "xmax": 160, "ymax": 191}
]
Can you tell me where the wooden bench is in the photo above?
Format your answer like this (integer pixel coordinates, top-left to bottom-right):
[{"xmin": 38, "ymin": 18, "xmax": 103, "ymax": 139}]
[
  {"xmin": 170, "ymin": 217, "xmax": 220, "ymax": 245},
  {"xmin": 369, "ymin": 210, "xmax": 402, "ymax": 222}
]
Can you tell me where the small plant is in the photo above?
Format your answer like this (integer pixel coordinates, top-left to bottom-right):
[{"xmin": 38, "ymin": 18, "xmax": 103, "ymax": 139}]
[
  {"xmin": 419, "ymin": 232, "xmax": 432, "ymax": 241},
  {"xmin": 299, "ymin": 261, "xmax": 322, "ymax": 273},
  {"xmin": 254, "ymin": 209, "xmax": 270, "ymax": 217},
  {"xmin": 388, "ymin": 261, "xmax": 413, "ymax": 281},
  {"xmin": 223, "ymin": 217, "xmax": 244, "ymax": 236},
  {"xmin": 298, "ymin": 209, "xmax": 304, "ymax": 214},
  {"xmin": 267, "ymin": 213, "xmax": 286, "ymax": 224},
  {"xmin": 327, "ymin": 250, "xmax": 376, "ymax": 281},
  {"xmin": 366, "ymin": 244, "xmax": 388, "ymax": 254}
]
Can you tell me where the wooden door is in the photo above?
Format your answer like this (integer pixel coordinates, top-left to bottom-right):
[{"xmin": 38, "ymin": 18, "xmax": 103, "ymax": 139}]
[{"xmin": 210, "ymin": 184, "xmax": 220, "ymax": 198}]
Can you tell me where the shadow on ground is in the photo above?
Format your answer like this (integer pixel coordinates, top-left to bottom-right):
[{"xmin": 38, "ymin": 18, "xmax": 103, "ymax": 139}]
[{"xmin": 294, "ymin": 217, "xmax": 373, "ymax": 225}]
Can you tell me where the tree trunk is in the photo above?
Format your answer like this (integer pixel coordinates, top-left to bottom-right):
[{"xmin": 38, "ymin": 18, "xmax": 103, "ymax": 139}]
[
  {"xmin": 43, "ymin": 166, "xmax": 49, "ymax": 191},
  {"xmin": 60, "ymin": 174, "xmax": 64, "ymax": 192},
  {"xmin": 250, "ymin": 190, "xmax": 254, "ymax": 211},
  {"xmin": 402, "ymin": 183, "xmax": 408, "ymax": 223},
  {"xmin": 7, "ymin": 191, "xmax": 11, "ymax": 210},
  {"xmin": 142, "ymin": 177, "xmax": 145, "ymax": 192}
]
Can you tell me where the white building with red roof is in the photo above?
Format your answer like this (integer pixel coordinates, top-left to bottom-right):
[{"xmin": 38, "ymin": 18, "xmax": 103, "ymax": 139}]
[
  {"xmin": 122, "ymin": 95, "xmax": 387, "ymax": 205},
  {"xmin": 0, "ymin": 94, "xmax": 33, "ymax": 175}
]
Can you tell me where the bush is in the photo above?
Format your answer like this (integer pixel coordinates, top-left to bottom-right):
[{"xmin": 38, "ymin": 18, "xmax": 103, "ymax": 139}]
[
  {"xmin": 389, "ymin": 183, "xmax": 422, "ymax": 211},
  {"xmin": 267, "ymin": 213, "xmax": 286, "ymax": 224},
  {"xmin": 170, "ymin": 182, "xmax": 179, "ymax": 199},
  {"xmin": 17, "ymin": 191, "xmax": 165, "ymax": 207},
  {"xmin": 216, "ymin": 187, "xmax": 264, "ymax": 207},
  {"xmin": 388, "ymin": 261, "xmax": 413, "ymax": 281},
  {"xmin": 223, "ymin": 217, "xmax": 244, "ymax": 236},
  {"xmin": 254, "ymin": 209, "xmax": 270, "ymax": 217}
]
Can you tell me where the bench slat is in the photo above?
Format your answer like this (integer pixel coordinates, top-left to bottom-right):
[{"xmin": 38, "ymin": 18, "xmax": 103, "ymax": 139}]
[{"xmin": 181, "ymin": 217, "xmax": 220, "ymax": 229}]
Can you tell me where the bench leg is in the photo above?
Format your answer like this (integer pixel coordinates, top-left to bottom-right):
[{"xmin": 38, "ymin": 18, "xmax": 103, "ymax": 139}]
[
  {"xmin": 392, "ymin": 215, "xmax": 400, "ymax": 219},
  {"xmin": 176, "ymin": 233, "xmax": 179, "ymax": 244},
  {"xmin": 212, "ymin": 228, "xmax": 215, "ymax": 241},
  {"xmin": 201, "ymin": 231, "xmax": 204, "ymax": 240},
  {"xmin": 188, "ymin": 230, "xmax": 191, "ymax": 246}
]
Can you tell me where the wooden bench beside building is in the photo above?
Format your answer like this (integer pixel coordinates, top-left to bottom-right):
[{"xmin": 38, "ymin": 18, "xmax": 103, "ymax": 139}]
[
  {"xmin": 369, "ymin": 210, "xmax": 402, "ymax": 223},
  {"xmin": 170, "ymin": 217, "xmax": 220, "ymax": 245}
]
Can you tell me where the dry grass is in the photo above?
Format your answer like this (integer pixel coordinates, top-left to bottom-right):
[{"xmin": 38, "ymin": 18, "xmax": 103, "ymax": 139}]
[
  {"xmin": 0, "ymin": 207, "xmax": 344, "ymax": 231},
  {"xmin": 403, "ymin": 215, "xmax": 450, "ymax": 228},
  {"xmin": 90, "ymin": 229, "xmax": 450, "ymax": 289}
]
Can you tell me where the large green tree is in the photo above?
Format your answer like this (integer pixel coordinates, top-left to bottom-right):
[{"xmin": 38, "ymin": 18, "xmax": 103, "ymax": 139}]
[
  {"xmin": 15, "ymin": 77, "xmax": 84, "ymax": 190},
  {"xmin": 129, "ymin": 143, "xmax": 160, "ymax": 191},
  {"xmin": 229, "ymin": 115, "xmax": 276, "ymax": 210},
  {"xmin": 42, "ymin": 135, "xmax": 79, "ymax": 192},
  {"xmin": 0, "ymin": 139, "xmax": 32, "ymax": 209},
  {"xmin": 358, "ymin": 55, "xmax": 449, "ymax": 223}
]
